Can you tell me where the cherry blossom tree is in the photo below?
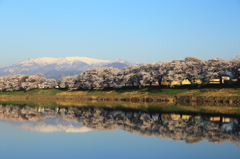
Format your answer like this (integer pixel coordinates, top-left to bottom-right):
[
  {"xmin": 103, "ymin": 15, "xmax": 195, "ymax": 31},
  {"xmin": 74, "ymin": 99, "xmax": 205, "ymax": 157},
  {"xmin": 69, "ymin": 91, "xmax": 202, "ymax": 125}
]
[
  {"xmin": 77, "ymin": 67, "xmax": 120, "ymax": 90},
  {"xmin": 184, "ymin": 57, "xmax": 203, "ymax": 85}
]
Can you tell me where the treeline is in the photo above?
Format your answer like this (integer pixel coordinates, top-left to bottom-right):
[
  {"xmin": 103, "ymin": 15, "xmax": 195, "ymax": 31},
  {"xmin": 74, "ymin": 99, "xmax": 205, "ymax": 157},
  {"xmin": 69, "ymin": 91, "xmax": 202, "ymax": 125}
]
[
  {"xmin": 60, "ymin": 56, "xmax": 240, "ymax": 90},
  {"xmin": 1, "ymin": 56, "xmax": 240, "ymax": 91},
  {"xmin": 0, "ymin": 73, "xmax": 58, "ymax": 91}
]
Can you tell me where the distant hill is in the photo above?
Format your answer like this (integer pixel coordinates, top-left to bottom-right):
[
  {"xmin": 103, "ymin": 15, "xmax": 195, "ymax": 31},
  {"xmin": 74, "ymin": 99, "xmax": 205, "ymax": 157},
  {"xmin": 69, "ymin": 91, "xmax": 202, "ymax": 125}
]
[
  {"xmin": 103, "ymin": 62, "xmax": 129, "ymax": 69},
  {"xmin": 102, "ymin": 59, "xmax": 133, "ymax": 69},
  {"xmin": 0, "ymin": 57, "xmax": 136, "ymax": 79}
]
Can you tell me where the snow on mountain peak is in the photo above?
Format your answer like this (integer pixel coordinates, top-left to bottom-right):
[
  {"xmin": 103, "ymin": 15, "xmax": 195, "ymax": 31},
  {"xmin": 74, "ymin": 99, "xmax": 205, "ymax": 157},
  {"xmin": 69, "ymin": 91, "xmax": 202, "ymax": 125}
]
[
  {"xmin": 33, "ymin": 57, "xmax": 60, "ymax": 65},
  {"xmin": 16, "ymin": 57, "xmax": 60, "ymax": 67},
  {"xmin": 16, "ymin": 57, "xmax": 111, "ymax": 66},
  {"xmin": 63, "ymin": 57, "xmax": 111, "ymax": 65},
  {"xmin": 0, "ymin": 56, "xmax": 135, "ymax": 78}
]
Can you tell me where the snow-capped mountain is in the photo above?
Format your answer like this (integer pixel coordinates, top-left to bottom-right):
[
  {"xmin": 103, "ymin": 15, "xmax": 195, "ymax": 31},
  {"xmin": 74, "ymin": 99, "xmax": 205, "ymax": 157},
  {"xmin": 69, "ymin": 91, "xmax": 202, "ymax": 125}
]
[{"xmin": 0, "ymin": 57, "xmax": 136, "ymax": 78}]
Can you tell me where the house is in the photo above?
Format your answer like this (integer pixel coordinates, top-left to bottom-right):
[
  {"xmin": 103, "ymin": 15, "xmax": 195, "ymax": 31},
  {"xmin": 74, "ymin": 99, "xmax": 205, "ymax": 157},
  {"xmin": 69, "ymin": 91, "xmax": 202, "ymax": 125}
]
[
  {"xmin": 161, "ymin": 79, "xmax": 201, "ymax": 86},
  {"xmin": 144, "ymin": 81, "xmax": 159, "ymax": 86},
  {"xmin": 209, "ymin": 79, "xmax": 220, "ymax": 84}
]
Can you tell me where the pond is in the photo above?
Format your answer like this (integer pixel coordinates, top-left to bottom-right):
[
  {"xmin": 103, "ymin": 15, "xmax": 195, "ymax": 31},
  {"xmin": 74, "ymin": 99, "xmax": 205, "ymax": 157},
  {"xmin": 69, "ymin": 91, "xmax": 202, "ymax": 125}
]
[{"xmin": 0, "ymin": 104, "xmax": 240, "ymax": 159}]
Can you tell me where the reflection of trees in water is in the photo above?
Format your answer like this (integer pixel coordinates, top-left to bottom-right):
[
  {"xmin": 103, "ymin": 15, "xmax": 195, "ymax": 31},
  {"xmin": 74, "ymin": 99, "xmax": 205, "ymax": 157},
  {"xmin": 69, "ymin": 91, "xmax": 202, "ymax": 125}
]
[{"xmin": 0, "ymin": 104, "xmax": 240, "ymax": 146}]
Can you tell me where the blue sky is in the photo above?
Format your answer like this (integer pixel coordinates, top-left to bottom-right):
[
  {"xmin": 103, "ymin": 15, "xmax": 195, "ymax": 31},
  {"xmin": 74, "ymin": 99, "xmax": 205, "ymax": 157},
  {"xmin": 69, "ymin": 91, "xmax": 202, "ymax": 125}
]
[{"xmin": 0, "ymin": 0, "xmax": 240, "ymax": 68}]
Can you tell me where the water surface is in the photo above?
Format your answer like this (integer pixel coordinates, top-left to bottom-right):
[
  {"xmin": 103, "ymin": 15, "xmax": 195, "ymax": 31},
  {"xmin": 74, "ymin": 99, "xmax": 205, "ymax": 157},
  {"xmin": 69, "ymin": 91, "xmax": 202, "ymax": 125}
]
[{"xmin": 0, "ymin": 104, "xmax": 240, "ymax": 159}]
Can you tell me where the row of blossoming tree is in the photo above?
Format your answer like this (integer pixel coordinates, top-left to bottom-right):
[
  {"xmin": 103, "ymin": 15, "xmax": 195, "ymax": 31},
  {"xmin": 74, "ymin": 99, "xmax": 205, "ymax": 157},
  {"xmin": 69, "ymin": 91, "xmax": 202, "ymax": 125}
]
[
  {"xmin": 0, "ymin": 73, "xmax": 59, "ymax": 91},
  {"xmin": 60, "ymin": 56, "xmax": 240, "ymax": 90},
  {"xmin": 1, "ymin": 56, "xmax": 240, "ymax": 91}
]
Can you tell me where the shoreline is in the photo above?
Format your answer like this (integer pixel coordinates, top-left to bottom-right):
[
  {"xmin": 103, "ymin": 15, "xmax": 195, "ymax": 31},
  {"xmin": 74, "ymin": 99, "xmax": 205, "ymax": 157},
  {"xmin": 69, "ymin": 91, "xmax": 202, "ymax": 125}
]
[{"xmin": 0, "ymin": 87, "xmax": 240, "ymax": 106}]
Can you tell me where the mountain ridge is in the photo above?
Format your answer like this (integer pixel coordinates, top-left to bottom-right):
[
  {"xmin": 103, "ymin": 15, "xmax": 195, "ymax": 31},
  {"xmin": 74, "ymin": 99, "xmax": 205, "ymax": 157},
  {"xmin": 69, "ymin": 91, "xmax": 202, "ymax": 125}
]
[{"xmin": 0, "ymin": 57, "xmax": 136, "ymax": 79}]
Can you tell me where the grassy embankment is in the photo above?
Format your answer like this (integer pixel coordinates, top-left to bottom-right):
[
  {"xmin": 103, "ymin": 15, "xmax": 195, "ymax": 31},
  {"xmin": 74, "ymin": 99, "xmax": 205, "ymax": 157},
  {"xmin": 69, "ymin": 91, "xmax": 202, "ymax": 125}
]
[
  {"xmin": 1, "ymin": 86, "xmax": 240, "ymax": 115},
  {"xmin": 1, "ymin": 85, "xmax": 240, "ymax": 100}
]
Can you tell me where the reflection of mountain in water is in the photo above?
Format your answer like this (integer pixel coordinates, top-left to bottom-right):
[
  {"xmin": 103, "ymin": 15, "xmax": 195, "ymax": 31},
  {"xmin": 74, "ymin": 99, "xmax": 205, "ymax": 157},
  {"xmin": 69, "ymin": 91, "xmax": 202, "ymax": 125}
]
[
  {"xmin": 14, "ymin": 116, "xmax": 92, "ymax": 133},
  {"xmin": 0, "ymin": 104, "xmax": 240, "ymax": 146}
]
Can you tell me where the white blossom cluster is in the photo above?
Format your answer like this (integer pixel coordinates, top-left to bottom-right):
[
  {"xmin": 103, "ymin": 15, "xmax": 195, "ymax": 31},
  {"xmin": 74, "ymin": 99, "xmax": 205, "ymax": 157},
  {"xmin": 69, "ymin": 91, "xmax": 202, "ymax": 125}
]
[
  {"xmin": 0, "ymin": 73, "xmax": 58, "ymax": 91},
  {"xmin": 59, "ymin": 56, "xmax": 240, "ymax": 90},
  {"xmin": 1, "ymin": 56, "xmax": 240, "ymax": 91}
]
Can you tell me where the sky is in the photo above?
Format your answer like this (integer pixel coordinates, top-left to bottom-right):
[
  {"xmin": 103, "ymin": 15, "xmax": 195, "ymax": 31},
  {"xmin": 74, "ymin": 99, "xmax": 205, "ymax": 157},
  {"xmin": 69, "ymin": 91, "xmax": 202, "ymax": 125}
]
[{"xmin": 0, "ymin": 0, "xmax": 240, "ymax": 68}]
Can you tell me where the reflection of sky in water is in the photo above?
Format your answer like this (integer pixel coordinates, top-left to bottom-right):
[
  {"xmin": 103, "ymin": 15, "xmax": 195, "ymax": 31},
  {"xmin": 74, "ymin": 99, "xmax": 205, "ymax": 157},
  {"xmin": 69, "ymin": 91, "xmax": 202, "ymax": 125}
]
[
  {"xmin": 1, "ymin": 116, "xmax": 92, "ymax": 133},
  {"xmin": 0, "ymin": 119, "xmax": 240, "ymax": 159}
]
